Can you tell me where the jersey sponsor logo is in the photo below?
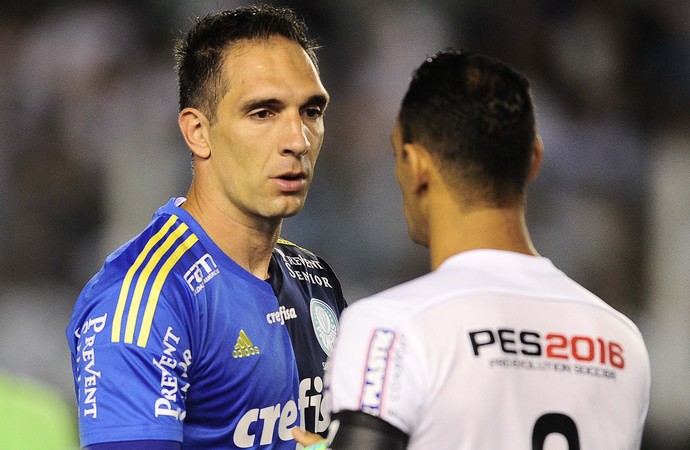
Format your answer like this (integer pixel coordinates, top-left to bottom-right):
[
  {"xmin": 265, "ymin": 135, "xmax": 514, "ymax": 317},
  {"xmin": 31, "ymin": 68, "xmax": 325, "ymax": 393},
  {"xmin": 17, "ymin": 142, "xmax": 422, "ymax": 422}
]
[
  {"xmin": 299, "ymin": 376, "xmax": 330, "ymax": 433},
  {"xmin": 184, "ymin": 253, "xmax": 219, "ymax": 294},
  {"xmin": 310, "ymin": 299, "xmax": 338, "ymax": 356},
  {"xmin": 274, "ymin": 247, "xmax": 333, "ymax": 288},
  {"xmin": 233, "ymin": 399, "xmax": 299, "ymax": 448},
  {"xmin": 111, "ymin": 215, "xmax": 199, "ymax": 348},
  {"xmin": 74, "ymin": 313, "xmax": 108, "ymax": 419},
  {"xmin": 233, "ymin": 329, "xmax": 261, "ymax": 359},
  {"xmin": 152, "ymin": 326, "xmax": 192, "ymax": 420},
  {"xmin": 469, "ymin": 327, "xmax": 624, "ymax": 380},
  {"xmin": 266, "ymin": 305, "xmax": 297, "ymax": 325},
  {"xmin": 359, "ymin": 328, "xmax": 396, "ymax": 416},
  {"xmin": 274, "ymin": 243, "xmax": 324, "ymax": 270}
]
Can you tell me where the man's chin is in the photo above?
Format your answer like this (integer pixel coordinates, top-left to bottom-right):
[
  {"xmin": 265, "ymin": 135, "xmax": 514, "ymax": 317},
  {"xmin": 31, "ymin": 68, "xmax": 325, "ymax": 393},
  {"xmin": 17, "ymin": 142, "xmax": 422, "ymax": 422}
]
[
  {"xmin": 279, "ymin": 209, "xmax": 302, "ymax": 219},
  {"xmin": 271, "ymin": 200, "xmax": 306, "ymax": 219}
]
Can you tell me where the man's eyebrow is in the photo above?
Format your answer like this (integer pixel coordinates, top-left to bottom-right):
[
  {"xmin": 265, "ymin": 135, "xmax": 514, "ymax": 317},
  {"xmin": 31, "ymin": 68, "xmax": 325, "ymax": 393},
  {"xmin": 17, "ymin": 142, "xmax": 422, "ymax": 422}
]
[
  {"xmin": 240, "ymin": 95, "xmax": 329, "ymax": 113},
  {"xmin": 241, "ymin": 98, "xmax": 284, "ymax": 113},
  {"xmin": 305, "ymin": 94, "xmax": 329, "ymax": 109}
]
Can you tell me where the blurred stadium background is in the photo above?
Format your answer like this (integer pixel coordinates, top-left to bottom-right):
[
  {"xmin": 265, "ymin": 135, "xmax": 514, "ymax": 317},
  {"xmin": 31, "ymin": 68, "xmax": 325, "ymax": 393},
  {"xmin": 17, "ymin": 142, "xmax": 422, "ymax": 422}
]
[{"xmin": 0, "ymin": 0, "xmax": 688, "ymax": 448}]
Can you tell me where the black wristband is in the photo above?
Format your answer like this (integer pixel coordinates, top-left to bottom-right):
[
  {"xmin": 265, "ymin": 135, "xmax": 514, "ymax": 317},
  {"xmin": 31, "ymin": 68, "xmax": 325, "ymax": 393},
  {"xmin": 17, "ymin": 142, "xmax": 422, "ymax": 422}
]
[{"xmin": 330, "ymin": 410, "xmax": 409, "ymax": 450}]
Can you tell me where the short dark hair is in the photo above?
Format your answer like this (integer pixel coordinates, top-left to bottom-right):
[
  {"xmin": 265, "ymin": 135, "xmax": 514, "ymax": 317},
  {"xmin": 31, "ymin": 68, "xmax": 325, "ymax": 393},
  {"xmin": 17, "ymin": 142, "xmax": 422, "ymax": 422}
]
[
  {"xmin": 174, "ymin": 4, "xmax": 319, "ymax": 122},
  {"xmin": 399, "ymin": 50, "xmax": 537, "ymax": 206}
]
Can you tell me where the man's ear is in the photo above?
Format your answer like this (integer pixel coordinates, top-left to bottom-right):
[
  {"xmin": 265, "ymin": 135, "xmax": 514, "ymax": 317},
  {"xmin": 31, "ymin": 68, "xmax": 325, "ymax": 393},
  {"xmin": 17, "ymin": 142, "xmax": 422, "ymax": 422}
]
[
  {"xmin": 404, "ymin": 142, "xmax": 432, "ymax": 195},
  {"xmin": 178, "ymin": 107, "xmax": 211, "ymax": 159},
  {"xmin": 527, "ymin": 134, "xmax": 543, "ymax": 181}
]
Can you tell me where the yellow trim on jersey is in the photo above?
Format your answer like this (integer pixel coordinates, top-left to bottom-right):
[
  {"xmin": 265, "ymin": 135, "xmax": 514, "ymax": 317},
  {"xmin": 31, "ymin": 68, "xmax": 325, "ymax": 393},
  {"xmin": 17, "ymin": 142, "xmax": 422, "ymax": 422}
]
[
  {"xmin": 123, "ymin": 222, "xmax": 190, "ymax": 344},
  {"xmin": 111, "ymin": 216, "xmax": 178, "ymax": 343},
  {"xmin": 137, "ymin": 233, "xmax": 198, "ymax": 348},
  {"xmin": 276, "ymin": 237, "xmax": 314, "ymax": 255}
]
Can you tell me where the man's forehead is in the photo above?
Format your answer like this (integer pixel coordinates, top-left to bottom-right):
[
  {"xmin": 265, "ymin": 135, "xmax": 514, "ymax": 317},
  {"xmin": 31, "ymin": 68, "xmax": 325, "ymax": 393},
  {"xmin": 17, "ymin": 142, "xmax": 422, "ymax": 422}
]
[
  {"xmin": 221, "ymin": 36, "xmax": 327, "ymax": 101},
  {"xmin": 223, "ymin": 36, "xmax": 314, "ymax": 75}
]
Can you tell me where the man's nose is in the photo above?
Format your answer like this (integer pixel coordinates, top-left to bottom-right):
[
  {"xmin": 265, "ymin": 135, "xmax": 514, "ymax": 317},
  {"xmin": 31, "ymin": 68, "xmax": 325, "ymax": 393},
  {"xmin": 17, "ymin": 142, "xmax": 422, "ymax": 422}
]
[{"xmin": 281, "ymin": 113, "xmax": 310, "ymax": 156}]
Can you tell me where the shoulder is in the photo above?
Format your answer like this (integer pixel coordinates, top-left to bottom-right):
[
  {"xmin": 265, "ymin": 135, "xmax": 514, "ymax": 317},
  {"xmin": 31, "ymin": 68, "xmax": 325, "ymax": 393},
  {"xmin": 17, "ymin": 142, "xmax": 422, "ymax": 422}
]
[
  {"xmin": 275, "ymin": 238, "xmax": 320, "ymax": 260},
  {"xmin": 273, "ymin": 238, "xmax": 347, "ymax": 310},
  {"xmin": 346, "ymin": 271, "xmax": 440, "ymax": 317},
  {"xmin": 84, "ymin": 214, "xmax": 206, "ymax": 297},
  {"xmin": 69, "ymin": 213, "xmax": 209, "ymax": 340},
  {"xmin": 273, "ymin": 238, "xmax": 342, "ymax": 280},
  {"xmin": 337, "ymin": 278, "xmax": 432, "ymax": 336}
]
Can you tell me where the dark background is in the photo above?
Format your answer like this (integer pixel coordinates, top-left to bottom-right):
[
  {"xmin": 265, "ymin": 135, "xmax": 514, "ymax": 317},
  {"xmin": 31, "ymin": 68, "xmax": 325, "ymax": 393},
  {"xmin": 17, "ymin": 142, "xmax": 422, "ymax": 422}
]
[{"xmin": 1, "ymin": 0, "xmax": 688, "ymax": 448}]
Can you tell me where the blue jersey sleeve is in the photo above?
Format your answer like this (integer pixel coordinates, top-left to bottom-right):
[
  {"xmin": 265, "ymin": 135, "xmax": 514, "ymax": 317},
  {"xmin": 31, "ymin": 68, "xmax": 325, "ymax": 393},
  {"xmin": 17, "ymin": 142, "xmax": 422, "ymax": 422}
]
[{"xmin": 68, "ymin": 247, "xmax": 196, "ymax": 447}]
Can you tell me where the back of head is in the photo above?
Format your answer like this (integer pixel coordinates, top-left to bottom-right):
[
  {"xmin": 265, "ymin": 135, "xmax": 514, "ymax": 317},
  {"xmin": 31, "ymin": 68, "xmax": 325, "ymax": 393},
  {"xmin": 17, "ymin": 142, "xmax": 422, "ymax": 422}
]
[
  {"xmin": 399, "ymin": 50, "xmax": 536, "ymax": 207},
  {"xmin": 174, "ymin": 4, "xmax": 319, "ymax": 123}
]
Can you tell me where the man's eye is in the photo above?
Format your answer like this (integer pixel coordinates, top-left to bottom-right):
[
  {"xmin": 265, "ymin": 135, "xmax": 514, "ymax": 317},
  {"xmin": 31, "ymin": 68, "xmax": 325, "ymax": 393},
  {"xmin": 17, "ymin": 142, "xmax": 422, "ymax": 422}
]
[
  {"xmin": 251, "ymin": 110, "xmax": 273, "ymax": 119},
  {"xmin": 303, "ymin": 107, "xmax": 323, "ymax": 119}
]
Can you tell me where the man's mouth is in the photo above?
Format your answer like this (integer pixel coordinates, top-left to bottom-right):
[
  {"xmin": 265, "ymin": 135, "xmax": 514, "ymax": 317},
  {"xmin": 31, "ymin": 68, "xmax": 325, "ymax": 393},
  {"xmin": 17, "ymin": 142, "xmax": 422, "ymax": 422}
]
[
  {"xmin": 272, "ymin": 173, "xmax": 307, "ymax": 192},
  {"xmin": 279, "ymin": 173, "xmax": 305, "ymax": 181}
]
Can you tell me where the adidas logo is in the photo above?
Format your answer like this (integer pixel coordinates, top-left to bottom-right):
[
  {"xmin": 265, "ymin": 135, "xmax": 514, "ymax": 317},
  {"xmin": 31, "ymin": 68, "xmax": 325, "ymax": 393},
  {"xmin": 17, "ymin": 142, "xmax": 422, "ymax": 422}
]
[{"xmin": 233, "ymin": 329, "xmax": 261, "ymax": 359}]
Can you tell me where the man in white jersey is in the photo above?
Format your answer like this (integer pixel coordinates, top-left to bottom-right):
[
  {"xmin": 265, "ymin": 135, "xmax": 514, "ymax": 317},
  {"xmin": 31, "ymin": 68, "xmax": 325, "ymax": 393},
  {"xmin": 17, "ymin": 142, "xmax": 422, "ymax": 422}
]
[{"xmin": 296, "ymin": 49, "xmax": 650, "ymax": 449}]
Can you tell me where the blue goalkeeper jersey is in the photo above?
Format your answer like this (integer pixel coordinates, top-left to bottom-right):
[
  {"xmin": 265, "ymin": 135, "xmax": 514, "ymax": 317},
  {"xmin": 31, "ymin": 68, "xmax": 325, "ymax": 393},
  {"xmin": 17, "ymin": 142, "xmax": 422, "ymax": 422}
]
[{"xmin": 67, "ymin": 198, "xmax": 346, "ymax": 449}]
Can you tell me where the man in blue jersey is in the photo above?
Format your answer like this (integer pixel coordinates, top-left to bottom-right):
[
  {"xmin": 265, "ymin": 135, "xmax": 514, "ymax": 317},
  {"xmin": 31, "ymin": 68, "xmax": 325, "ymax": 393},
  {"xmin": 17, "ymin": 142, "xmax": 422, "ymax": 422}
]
[{"xmin": 67, "ymin": 5, "xmax": 346, "ymax": 449}]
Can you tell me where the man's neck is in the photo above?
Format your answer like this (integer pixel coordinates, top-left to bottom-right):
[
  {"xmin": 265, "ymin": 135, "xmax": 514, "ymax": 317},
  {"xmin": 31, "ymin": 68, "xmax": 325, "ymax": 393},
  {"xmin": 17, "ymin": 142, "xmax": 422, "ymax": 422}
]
[
  {"xmin": 428, "ymin": 202, "xmax": 538, "ymax": 271},
  {"xmin": 181, "ymin": 191, "xmax": 281, "ymax": 280}
]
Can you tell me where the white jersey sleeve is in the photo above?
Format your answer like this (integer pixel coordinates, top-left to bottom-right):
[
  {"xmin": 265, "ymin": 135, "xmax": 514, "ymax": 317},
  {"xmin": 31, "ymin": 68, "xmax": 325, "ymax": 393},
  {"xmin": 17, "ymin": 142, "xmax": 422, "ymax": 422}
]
[{"xmin": 326, "ymin": 301, "xmax": 428, "ymax": 435}]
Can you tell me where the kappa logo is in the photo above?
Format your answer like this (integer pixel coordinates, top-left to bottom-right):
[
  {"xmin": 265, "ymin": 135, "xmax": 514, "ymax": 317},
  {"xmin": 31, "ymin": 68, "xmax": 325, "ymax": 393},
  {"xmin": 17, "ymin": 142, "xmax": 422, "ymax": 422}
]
[{"xmin": 233, "ymin": 330, "xmax": 260, "ymax": 359}]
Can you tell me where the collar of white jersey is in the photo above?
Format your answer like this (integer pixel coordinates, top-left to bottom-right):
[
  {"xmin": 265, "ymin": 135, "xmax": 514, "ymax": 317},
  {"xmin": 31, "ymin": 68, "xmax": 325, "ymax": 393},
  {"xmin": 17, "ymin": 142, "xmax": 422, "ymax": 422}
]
[{"xmin": 437, "ymin": 249, "xmax": 553, "ymax": 272}]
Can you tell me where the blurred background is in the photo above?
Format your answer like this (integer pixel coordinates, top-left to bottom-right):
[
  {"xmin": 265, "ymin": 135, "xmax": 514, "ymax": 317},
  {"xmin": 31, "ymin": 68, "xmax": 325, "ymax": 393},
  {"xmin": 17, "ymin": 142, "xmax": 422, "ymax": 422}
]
[{"xmin": 0, "ymin": 0, "xmax": 688, "ymax": 448}]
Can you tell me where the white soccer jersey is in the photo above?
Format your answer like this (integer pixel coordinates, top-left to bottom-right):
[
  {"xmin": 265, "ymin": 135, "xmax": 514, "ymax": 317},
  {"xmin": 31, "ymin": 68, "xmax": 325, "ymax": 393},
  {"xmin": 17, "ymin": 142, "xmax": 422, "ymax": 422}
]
[{"xmin": 326, "ymin": 250, "xmax": 650, "ymax": 449}]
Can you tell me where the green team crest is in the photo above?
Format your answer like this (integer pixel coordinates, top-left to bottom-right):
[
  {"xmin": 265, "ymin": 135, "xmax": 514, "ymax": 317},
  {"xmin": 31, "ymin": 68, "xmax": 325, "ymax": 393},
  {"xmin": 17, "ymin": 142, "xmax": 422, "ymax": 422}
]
[{"xmin": 310, "ymin": 298, "xmax": 338, "ymax": 356}]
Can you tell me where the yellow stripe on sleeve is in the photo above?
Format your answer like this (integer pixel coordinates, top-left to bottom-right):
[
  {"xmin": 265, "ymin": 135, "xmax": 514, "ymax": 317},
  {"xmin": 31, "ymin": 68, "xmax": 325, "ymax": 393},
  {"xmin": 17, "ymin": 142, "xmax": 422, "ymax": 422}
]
[
  {"xmin": 136, "ymin": 234, "xmax": 199, "ymax": 348},
  {"xmin": 123, "ymin": 222, "xmax": 190, "ymax": 344},
  {"xmin": 112, "ymin": 215, "xmax": 179, "ymax": 343}
]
